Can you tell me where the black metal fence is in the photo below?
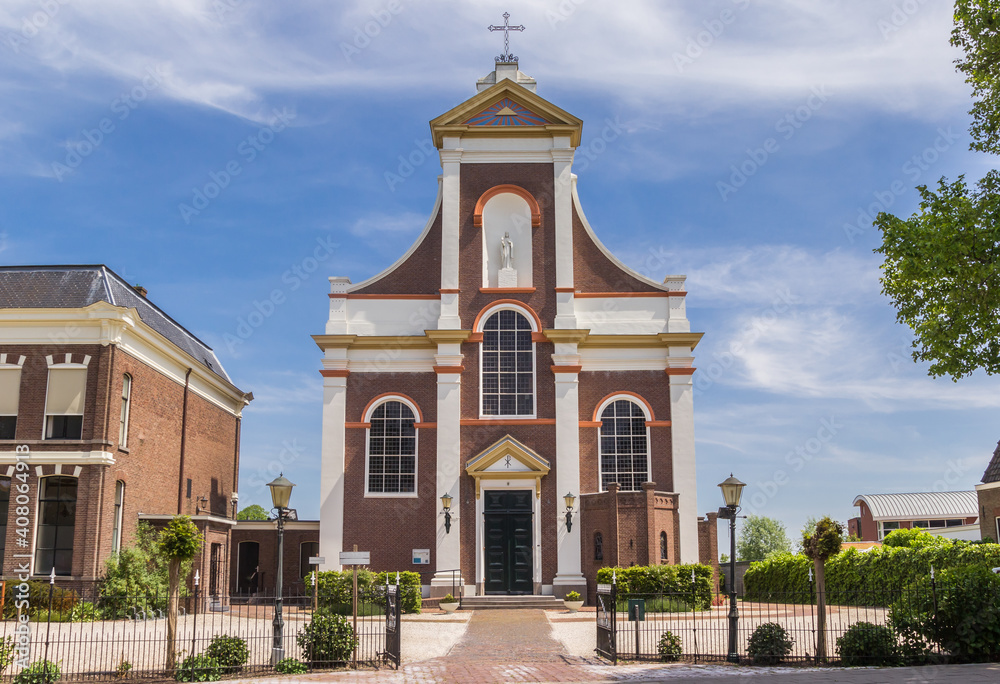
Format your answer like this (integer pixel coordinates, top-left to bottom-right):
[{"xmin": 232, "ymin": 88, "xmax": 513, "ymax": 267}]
[
  {"xmin": 595, "ymin": 580, "xmax": 1000, "ymax": 665},
  {"xmin": 0, "ymin": 583, "xmax": 404, "ymax": 680}
]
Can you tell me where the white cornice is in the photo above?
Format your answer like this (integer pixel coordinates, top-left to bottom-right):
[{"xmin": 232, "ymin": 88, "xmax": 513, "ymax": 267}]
[
  {"xmin": 138, "ymin": 513, "xmax": 237, "ymax": 527},
  {"xmin": 976, "ymin": 480, "xmax": 1000, "ymax": 492},
  {"xmin": 0, "ymin": 450, "xmax": 116, "ymax": 465}
]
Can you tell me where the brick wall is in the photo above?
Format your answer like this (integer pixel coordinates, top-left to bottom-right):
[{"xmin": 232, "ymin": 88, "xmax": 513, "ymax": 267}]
[
  {"xmin": 977, "ymin": 486, "xmax": 1000, "ymax": 541},
  {"xmin": 230, "ymin": 523, "xmax": 320, "ymax": 596}
]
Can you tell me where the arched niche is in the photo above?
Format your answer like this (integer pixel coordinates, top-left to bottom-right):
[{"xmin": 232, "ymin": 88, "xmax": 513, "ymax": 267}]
[{"xmin": 481, "ymin": 192, "xmax": 533, "ymax": 288}]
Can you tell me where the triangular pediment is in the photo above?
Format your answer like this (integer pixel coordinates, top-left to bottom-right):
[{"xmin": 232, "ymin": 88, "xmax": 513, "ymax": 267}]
[
  {"xmin": 430, "ymin": 80, "xmax": 583, "ymax": 147},
  {"xmin": 465, "ymin": 435, "xmax": 550, "ymax": 498}
]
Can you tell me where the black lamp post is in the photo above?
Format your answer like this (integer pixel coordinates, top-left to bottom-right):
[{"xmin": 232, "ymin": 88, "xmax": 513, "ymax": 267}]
[
  {"xmin": 718, "ymin": 474, "xmax": 745, "ymax": 664},
  {"xmin": 441, "ymin": 492, "xmax": 453, "ymax": 533},
  {"xmin": 267, "ymin": 473, "xmax": 295, "ymax": 666},
  {"xmin": 563, "ymin": 492, "xmax": 576, "ymax": 532}
]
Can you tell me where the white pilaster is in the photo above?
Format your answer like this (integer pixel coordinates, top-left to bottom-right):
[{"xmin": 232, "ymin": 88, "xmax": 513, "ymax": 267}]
[
  {"xmin": 431, "ymin": 341, "xmax": 464, "ymax": 591},
  {"xmin": 668, "ymin": 349, "xmax": 699, "ymax": 564},
  {"xmin": 552, "ymin": 340, "xmax": 586, "ymax": 596},
  {"xmin": 552, "ymin": 147, "xmax": 577, "ymax": 329},
  {"xmin": 326, "ymin": 277, "xmax": 351, "ymax": 334},
  {"xmin": 319, "ymin": 354, "xmax": 349, "ymax": 571},
  {"xmin": 439, "ymin": 142, "xmax": 462, "ymax": 330}
]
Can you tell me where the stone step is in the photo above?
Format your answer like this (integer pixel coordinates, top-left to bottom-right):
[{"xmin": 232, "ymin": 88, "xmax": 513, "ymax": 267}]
[{"xmin": 460, "ymin": 596, "xmax": 565, "ymax": 610}]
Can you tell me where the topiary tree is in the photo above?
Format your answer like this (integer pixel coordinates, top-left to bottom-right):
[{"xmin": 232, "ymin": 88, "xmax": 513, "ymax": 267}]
[
  {"xmin": 801, "ymin": 516, "xmax": 843, "ymax": 662},
  {"xmin": 746, "ymin": 622, "xmax": 794, "ymax": 665},
  {"xmin": 158, "ymin": 516, "xmax": 203, "ymax": 673}
]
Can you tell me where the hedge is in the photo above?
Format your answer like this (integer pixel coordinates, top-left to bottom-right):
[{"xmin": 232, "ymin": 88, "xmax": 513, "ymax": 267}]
[
  {"xmin": 596, "ymin": 564, "xmax": 713, "ymax": 609},
  {"xmin": 743, "ymin": 541, "xmax": 1000, "ymax": 605},
  {"xmin": 313, "ymin": 570, "xmax": 421, "ymax": 614}
]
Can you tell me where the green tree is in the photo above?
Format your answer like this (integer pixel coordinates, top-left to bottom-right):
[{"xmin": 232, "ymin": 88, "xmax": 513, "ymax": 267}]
[
  {"xmin": 801, "ymin": 517, "xmax": 843, "ymax": 662},
  {"xmin": 158, "ymin": 516, "xmax": 202, "ymax": 673},
  {"xmin": 953, "ymin": 0, "xmax": 1000, "ymax": 155},
  {"xmin": 237, "ymin": 504, "xmax": 270, "ymax": 521},
  {"xmin": 737, "ymin": 515, "xmax": 792, "ymax": 561}
]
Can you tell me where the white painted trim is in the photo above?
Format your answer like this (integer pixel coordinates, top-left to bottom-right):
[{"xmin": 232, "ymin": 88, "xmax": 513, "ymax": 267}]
[
  {"xmin": 0, "ymin": 355, "xmax": 26, "ymax": 367},
  {"xmin": 119, "ymin": 373, "xmax": 132, "ymax": 449},
  {"xmin": 477, "ymin": 307, "xmax": 537, "ymax": 420},
  {"xmin": 0, "ymin": 451, "xmax": 116, "ymax": 465},
  {"xmin": 976, "ymin": 480, "xmax": 1000, "ymax": 492},
  {"xmin": 235, "ymin": 520, "xmax": 320, "ymax": 531},
  {"xmin": 319, "ymin": 374, "xmax": 348, "ymax": 571},
  {"xmin": 363, "ymin": 396, "xmax": 419, "ymax": 497},
  {"xmin": 347, "ymin": 181, "xmax": 443, "ymax": 293},
  {"xmin": 596, "ymin": 395, "xmax": 651, "ymax": 492},
  {"xmin": 138, "ymin": 513, "xmax": 237, "ymax": 527}
]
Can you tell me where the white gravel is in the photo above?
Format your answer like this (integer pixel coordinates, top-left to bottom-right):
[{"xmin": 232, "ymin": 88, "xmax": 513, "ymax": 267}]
[{"xmin": 399, "ymin": 614, "xmax": 471, "ymax": 662}]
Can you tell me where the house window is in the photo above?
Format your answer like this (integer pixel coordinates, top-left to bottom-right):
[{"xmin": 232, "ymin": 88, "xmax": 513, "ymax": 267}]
[
  {"xmin": 35, "ymin": 476, "xmax": 78, "ymax": 576},
  {"xmin": 594, "ymin": 532, "xmax": 603, "ymax": 562},
  {"xmin": 111, "ymin": 481, "xmax": 125, "ymax": 554},
  {"xmin": 119, "ymin": 374, "xmax": 132, "ymax": 448},
  {"xmin": 0, "ymin": 477, "xmax": 9, "ymax": 565},
  {"xmin": 44, "ymin": 367, "xmax": 86, "ymax": 440},
  {"xmin": 660, "ymin": 531, "xmax": 668, "ymax": 561},
  {"xmin": 0, "ymin": 367, "xmax": 21, "ymax": 439},
  {"xmin": 599, "ymin": 399, "xmax": 649, "ymax": 491},
  {"xmin": 366, "ymin": 400, "xmax": 416, "ymax": 494},
  {"xmin": 300, "ymin": 541, "xmax": 320, "ymax": 580},
  {"xmin": 481, "ymin": 309, "xmax": 534, "ymax": 416},
  {"xmin": 878, "ymin": 521, "xmax": 900, "ymax": 540}
]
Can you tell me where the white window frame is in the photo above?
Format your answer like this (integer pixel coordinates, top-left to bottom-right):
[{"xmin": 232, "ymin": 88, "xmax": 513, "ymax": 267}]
[
  {"xmin": 596, "ymin": 394, "xmax": 651, "ymax": 492},
  {"xmin": 119, "ymin": 374, "xmax": 132, "ymax": 449},
  {"xmin": 42, "ymin": 356, "xmax": 90, "ymax": 441},
  {"xmin": 363, "ymin": 395, "xmax": 420, "ymax": 498},
  {"xmin": 0, "ymin": 356, "xmax": 24, "ymax": 441},
  {"xmin": 477, "ymin": 303, "xmax": 537, "ymax": 419},
  {"xmin": 878, "ymin": 521, "xmax": 900, "ymax": 540},
  {"xmin": 111, "ymin": 480, "xmax": 125, "ymax": 554}
]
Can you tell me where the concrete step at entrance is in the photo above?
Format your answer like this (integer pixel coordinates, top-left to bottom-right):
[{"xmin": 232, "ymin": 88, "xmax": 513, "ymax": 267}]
[{"xmin": 460, "ymin": 595, "xmax": 565, "ymax": 610}]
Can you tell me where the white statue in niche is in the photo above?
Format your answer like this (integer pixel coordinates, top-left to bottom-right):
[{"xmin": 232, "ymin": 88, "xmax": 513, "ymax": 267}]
[{"xmin": 498, "ymin": 231, "xmax": 518, "ymax": 288}]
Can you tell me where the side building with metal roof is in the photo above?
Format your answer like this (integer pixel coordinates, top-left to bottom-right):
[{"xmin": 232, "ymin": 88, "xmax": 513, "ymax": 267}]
[{"xmin": 848, "ymin": 491, "xmax": 980, "ymax": 542}]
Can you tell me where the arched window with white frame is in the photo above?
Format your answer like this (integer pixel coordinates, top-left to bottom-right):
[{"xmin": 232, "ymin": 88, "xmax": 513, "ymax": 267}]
[
  {"xmin": 598, "ymin": 395, "xmax": 651, "ymax": 492},
  {"xmin": 365, "ymin": 397, "xmax": 418, "ymax": 495},
  {"xmin": 479, "ymin": 305, "xmax": 536, "ymax": 417}
]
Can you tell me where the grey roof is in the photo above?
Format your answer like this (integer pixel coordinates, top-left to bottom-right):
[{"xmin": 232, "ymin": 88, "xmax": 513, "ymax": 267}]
[
  {"xmin": 0, "ymin": 265, "xmax": 233, "ymax": 384},
  {"xmin": 982, "ymin": 441, "xmax": 1000, "ymax": 484},
  {"xmin": 853, "ymin": 491, "xmax": 979, "ymax": 521}
]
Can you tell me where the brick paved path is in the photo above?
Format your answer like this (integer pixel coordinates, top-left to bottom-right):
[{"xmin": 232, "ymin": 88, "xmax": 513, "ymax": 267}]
[{"xmin": 252, "ymin": 609, "xmax": 1000, "ymax": 683}]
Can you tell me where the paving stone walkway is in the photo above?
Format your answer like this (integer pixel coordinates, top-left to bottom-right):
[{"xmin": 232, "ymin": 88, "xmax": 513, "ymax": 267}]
[{"xmin": 254, "ymin": 609, "xmax": 1000, "ymax": 683}]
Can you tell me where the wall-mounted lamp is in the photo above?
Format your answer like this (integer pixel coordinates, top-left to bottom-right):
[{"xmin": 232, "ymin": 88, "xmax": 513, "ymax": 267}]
[
  {"xmin": 564, "ymin": 491, "xmax": 576, "ymax": 532},
  {"xmin": 441, "ymin": 492, "xmax": 453, "ymax": 534}
]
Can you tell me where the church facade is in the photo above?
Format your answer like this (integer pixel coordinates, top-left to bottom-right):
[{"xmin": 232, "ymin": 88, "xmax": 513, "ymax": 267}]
[{"xmin": 316, "ymin": 59, "xmax": 711, "ymax": 598}]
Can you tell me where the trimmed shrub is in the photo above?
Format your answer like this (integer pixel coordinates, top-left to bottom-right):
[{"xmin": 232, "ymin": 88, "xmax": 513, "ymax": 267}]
[
  {"xmin": 275, "ymin": 658, "xmax": 308, "ymax": 675},
  {"xmin": 296, "ymin": 612, "xmax": 356, "ymax": 666},
  {"xmin": 0, "ymin": 637, "xmax": 17, "ymax": 675},
  {"xmin": 836, "ymin": 622, "xmax": 900, "ymax": 666},
  {"xmin": 595, "ymin": 564, "xmax": 714, "ymax": 609},
  {"xmin": 314, "ymin": 570, "xmax": 422, "ymax": 614},
  {"xmin": 657, "ymin": 631, "xmax": 683, "ymax": 662},
  {"xmin": 375, "ymin": 571, "xmax": 422, "ymax": 614},
  {"xmin": 889, "ymin": 565, "xmax": 1000, "ymax": 663},
  {"xmin": 204, "ymin": 635, "xmax": 249, "ymax": 674},
  {"xmin": 14, "ymin": 661, "xmax": 60, "ymax": 684},
  {"xmin": 175, "ymin": 654, "xmax": 220, "ymax": 682},
  {"xmin": 746, "ymin": 622, "xmax": 794, "ymax": 665}
]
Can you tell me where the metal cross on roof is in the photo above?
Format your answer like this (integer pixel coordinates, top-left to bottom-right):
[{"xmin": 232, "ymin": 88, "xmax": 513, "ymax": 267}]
[{"xmin": 488, "ymin": 12, "xmax": 525, "ymax": 63}]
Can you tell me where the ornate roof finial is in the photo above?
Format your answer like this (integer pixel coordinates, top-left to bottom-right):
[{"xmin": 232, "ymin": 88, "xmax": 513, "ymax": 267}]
[{"xmin": 488, "ymin": 12, "xmax": 525, "ymax": 63}]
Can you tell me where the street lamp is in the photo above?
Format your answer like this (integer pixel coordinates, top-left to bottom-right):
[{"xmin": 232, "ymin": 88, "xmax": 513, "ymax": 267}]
[
  {"xmin": 717, "ymin": 473, "xmax": 745, "ymax": 664},
  {"xmin": 441, "ymin": 492, "xmax": 453, "ymax": 534},
  {"xmin": 563, "ymin": 492, "xmax": 576, "ymax": 532},
  {"xmin": 267, "ymin": 473, "xmax": 296, "ymax": 666}
]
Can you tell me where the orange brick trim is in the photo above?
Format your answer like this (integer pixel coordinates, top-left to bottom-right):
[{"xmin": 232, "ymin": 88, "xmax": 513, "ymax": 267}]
[
  {"xmin": 319, "ymin": 369, "xmax": 350, "ymax": 377},
  {"xmin": 439, "ymin": 288, "xmax": 461, "ymax": 294},
  {"xmin": 467, "ymin": 332, "xmax": 484, "ymax": 343},
  {"xmin": 531, "ymin": 332, "xmax": 550, "ymax": 343},
  {"xmin": 413, "ymin": 422, "xmax": 437, "ymax": 429},
  {"xmin": 592, "ymin": 391, "xmax": 656, "ymax": 422},
  {"xmin": 345, "ymin": 422, "xmax": 372, "ymax": 429},
  {"xmin": 579, "ymin": 420, "xmax": 603, "ymax": 428},
  {"xmin": 473, "ymin": 185, "xmax": 542, "ymax": 228},
  {"xmin": 554, "ymin": 287, "xmax": 575, "ymax": 293},
  {"xmin": 460, "ymin": 418, "xmax": 556, "ymax": 426},
  {"xmin": 574, "ymin": 291, "xmax": 685, "ymax": 298},
  {"xmin": 551, "ymin": 365, "xmax": 582, "ymax": 373},
  {"xmin": 341, "ymin": 293, "xmax": 441, "ymax": 299},
  {"xmin": 479, "ymin": 287, "xmax": 537, "ymax": 294},
  {"xmin": 472, "ymin": 300, "xmax": 543, "ymax": 333},
  {"xmin": 646, "ymin": 420, "xmax": 672, "ymax": 427},
  {"xmin": 361, "ymin": 392, "xmax": 425, "ymax": 423},
  {"xmin": 664, "ymin": 368, "xmax": 696, "ymax": 376},
  {"xmin": 433, "ymin": 365, "xmax": 466, "ymax": 374}
]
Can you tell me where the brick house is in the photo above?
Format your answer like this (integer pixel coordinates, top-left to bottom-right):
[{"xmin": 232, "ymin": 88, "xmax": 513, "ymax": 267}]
[
  {"xmin": 976, "ymin": 441, "xmax": 1000, "ymax": 542},
  {"xmin": 315, "ymin": 59, "xmax": 717, "ymax": 599},
  {"xmin": 0, "ymin": 265, "xmax": 250, "ymax": 594}
]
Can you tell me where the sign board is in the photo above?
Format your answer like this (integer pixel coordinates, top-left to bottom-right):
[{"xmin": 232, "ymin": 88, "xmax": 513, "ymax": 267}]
[
  {"xmin": 627, "ymin": 598, "xmax": 646, "ymax": 622},
  {"xmin": 412, "ymin": 549, "xmax": 430, "ymax": 565},
  {"xmin": 339, "ymin": 551, "xmax": 370, "ymax": 566},
  {"xmin": 308, "ymin": 556, "xmax": 325, "ymax": 566}
]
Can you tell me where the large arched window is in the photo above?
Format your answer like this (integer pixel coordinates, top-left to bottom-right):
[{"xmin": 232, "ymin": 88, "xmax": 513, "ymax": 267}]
[
  {"xmin": 481, "ymin": 309, "xmax": 534, "ymax": 416},
  {"xmin": 599, "ymin": 398, "xmax": 649, "ymax": 491},
  {"xmin": 366, "ymin": 400, "xmax": 417, "ymax": 494}
]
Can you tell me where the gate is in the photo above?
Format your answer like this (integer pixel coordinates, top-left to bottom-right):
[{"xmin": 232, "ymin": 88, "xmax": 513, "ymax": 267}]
[
  {"xmin": 384, "ymin": 584, "xmax": 401, "ymax": 668},
  {"xmin": 596, "ymin": 582, "xmax": 617, "ymax": 664}
]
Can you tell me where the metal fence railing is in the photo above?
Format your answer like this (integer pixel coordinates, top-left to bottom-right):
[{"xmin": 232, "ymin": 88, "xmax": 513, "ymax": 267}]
[{"xmin": 0, "ymin": 583, "xmax": 405, "ymax": 680}]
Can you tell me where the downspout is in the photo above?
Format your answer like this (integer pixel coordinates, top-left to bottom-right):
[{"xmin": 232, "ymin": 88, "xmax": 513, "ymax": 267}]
[{"xmin": 177, "ymin": 368, "xmax": 192, "ymax": 514}]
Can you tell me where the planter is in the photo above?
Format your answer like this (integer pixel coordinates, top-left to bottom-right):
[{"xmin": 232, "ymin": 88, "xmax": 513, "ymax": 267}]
[
  {"xmin": 439, "ymin": 602, "xmax": 459, "ymax": 613},
  {"xmin": 563, "ymin": 600, "xmax": 584, "ymax": 613}
]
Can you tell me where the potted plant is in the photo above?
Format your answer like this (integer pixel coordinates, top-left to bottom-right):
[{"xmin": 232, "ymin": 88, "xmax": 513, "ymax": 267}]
[
  {"xmin": 439, "ymin": 593, "xmax": 459, "ymax": 613},
  {"xmin": 563, "ymin": 591, "xmax": 584, "ymax": 612}
]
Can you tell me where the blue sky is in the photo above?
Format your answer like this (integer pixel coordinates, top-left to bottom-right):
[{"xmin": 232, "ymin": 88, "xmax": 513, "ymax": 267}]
[{"xmin": 1, "ymin": 1, "xmax": 995, "ymax": 544}]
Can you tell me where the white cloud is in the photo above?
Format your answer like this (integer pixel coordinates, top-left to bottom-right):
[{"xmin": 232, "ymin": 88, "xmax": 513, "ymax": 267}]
[{"xmin": 349, "ymin": 211, "xmax": 425, "ymax": 238}]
